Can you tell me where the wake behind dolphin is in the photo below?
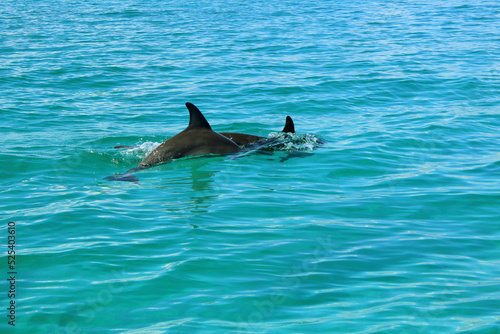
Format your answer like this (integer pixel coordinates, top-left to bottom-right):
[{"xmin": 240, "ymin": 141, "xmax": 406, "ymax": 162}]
[{"xmin": 105, "ymin": 103, "xmax": 295, "ymax": 182}]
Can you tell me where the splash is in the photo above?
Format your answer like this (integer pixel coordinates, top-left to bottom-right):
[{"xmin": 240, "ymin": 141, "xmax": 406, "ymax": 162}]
[
  {"xmin": 265, "ymin": 132, "xmax": 325, "ymax": 151},
  {"xmin": 121, "ymin": 142, "xmax": 161, "ymax": 159}
]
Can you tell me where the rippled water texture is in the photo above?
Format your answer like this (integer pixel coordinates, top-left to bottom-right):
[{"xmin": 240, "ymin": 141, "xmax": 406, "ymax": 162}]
[{"xmin": 1, "ymin": 0, "xmax": 500, "ymax": 333}]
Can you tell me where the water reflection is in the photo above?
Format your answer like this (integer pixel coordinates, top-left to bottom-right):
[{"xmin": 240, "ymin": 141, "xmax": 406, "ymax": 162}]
[{"xmin": 152, "ymin": 157, "xmax": 222, "ymax": 215}]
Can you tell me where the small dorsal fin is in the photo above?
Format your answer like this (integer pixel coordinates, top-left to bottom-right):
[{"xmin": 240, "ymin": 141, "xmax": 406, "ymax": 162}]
[
  {"xmin": 185, "ymin": 102, "xmax": 212, "ymax": 130},
  {"xmin": 282, "ymin": 116, "xmax": 295, "ymax": 133}
]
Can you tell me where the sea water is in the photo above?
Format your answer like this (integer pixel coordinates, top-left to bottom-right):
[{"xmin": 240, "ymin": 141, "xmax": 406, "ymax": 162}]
[{"xmin": 1, "ymin": 0, "xmax": 499, "ymax": 333}]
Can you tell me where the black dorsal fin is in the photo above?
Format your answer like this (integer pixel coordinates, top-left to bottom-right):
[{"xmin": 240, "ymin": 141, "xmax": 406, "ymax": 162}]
[
  {"xmin": 282, "ymin": 116, "xmax": 295, "ymax": 133},
  {"xmin": 185, "ymin": 102, "xmax": 212, "ymax": 130}
]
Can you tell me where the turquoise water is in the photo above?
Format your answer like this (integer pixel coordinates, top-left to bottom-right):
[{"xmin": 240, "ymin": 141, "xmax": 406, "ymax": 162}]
[{"xmin": 2, "ymin": 0, "xmax": 500, "ymax": 333}]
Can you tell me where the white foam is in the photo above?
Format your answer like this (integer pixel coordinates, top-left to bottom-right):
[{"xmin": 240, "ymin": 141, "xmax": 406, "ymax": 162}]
[{"xmin": 122, "ymin": 142, "xmax": 161, "ymax": 158}]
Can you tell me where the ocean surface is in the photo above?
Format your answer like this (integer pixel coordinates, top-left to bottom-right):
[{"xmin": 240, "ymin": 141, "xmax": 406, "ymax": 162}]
[{"xmin": 1, "ymin": 0, "xmax": 500, "ymax": 333}]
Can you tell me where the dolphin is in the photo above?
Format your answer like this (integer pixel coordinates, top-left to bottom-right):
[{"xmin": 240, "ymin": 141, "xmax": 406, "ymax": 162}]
[
  {"xmin": 105, "ymin": 103, "xmax": 296, "ymax": 182},
  {"xmin": 105, "ymin": 103, "xmax": 241, "ymax": 181},
  {"xmin": 138, "ymin": 103, "xmax": 241, "ymax": 168}
]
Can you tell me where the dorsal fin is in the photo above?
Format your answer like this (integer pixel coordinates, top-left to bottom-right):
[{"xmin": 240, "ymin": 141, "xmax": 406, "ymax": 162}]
[
  {"xmin": 185, "ymin": 102, "xmax": 212, "ymax": 130},
  {"xmin": 282, "ymin": 116, "xmax": 295, "ymax": 133}
]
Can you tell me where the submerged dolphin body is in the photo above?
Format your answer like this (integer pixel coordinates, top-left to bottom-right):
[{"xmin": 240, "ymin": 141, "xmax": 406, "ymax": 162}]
[
  {"xmin": 105, "ymin": 103, "xmax": 295, "ymax": 182},
  {"xmin": 220, "ymin": 115, "xmax": 295, "ymax": 146}
]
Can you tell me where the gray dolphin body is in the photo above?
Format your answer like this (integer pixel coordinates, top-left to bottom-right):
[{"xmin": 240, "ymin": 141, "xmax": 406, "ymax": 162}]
[
  {"xmin": 138, "ymin": 103, "xmax": 240, "ymax": 168},
  {"xmin": 105, "ymin": 103, "xmax": 240, "ymax": 181},
  {"xmin": 105, "ymin": 103, "xmax": 295, "ymax": 182}
]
